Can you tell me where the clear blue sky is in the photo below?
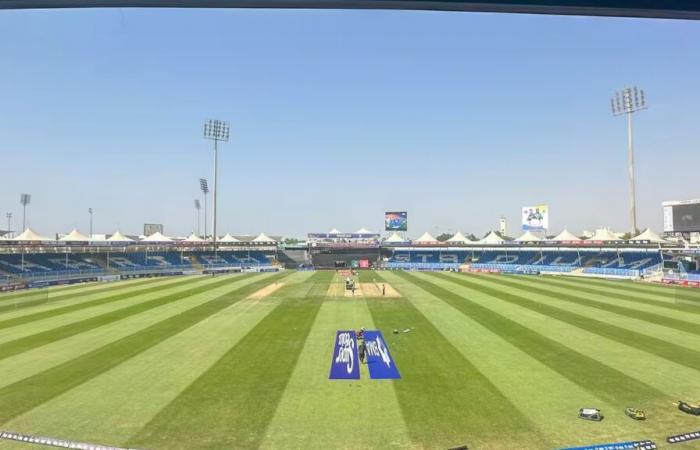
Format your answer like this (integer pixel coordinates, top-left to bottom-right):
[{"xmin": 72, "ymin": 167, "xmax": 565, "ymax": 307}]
[{"xmin": 1, "ymin": 8, "xmax": 698, "ymax": 238}]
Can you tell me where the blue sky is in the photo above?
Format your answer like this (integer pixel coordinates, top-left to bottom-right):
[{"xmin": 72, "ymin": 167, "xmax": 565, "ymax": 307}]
[{"xmin": 1, "ymin": 8, "xmax": 698, "ymax": 238}]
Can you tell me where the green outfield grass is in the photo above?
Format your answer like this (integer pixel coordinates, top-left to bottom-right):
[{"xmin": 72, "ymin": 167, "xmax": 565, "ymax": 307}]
[{"xmin": 0, "ymin": 271, "xmax": 699, "ymax": 449}]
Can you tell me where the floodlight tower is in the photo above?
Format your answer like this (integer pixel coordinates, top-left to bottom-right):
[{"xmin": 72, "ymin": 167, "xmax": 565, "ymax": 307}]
[
  {"xmin": 5, "ymin": 212, "xmax": 11, "ymax": 238},
  {"xmin": 611, "ymin": 86, "xmax": 647, "ymax": 235},
  {"xmin": 88, "ymin": 208, "xmax": 94, "ymax": 238},
  {"xmin": 199, "ymin": 178, "xmax": 209, "ymax": 239},
  {"xmin": 20, "ymin": 193, "xmax": 31, "ymax": 231},
  {"xmin": 203, "ymin": 119, "xmax": 230, "ymax": 250},
  {"xmin": 194, "ymin": 199, "xmax": 201, "ymax": 236}
]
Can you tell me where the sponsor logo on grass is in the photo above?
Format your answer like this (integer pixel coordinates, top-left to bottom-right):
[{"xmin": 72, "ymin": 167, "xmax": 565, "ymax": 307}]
[
  {"xmin": 0, "ymin": 430, "xmax": 129, "ymax": 450},
  {"xmin": 561, "ymin": 440, "xmax": 657, "ymax": 450},
  {"xmin": 667, "ymin": 431, "xmax": 700, "ymax": 444},
  {"xmin": 329, "ymin": 330, "xmax": 359, "ymax": 380},
  {"xmin": 364, "ymin": 330, "xmax": 401, "ymax": 379}
]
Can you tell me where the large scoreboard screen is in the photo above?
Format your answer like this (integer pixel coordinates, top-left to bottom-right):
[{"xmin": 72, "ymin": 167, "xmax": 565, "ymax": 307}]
[
  {"xmin": 144, "ymin": 223, "xmax": 164, "ymax": 236},
  {"xmin": 385, "ymin": 212, "xmax": 408, "ymax": 231},
  {"xmin": 663, "ymin": 200, "xmax": 700, "ymax": 233}
]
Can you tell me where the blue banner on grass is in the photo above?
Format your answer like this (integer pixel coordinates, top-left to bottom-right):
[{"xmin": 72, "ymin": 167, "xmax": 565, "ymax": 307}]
[
  {"xmin": 329, "ymin": 330, "xmax": 359, "ymax": 379},
  {"xmin": 364, "ymin": 330, "xmax": 401, "ymax": 379}
]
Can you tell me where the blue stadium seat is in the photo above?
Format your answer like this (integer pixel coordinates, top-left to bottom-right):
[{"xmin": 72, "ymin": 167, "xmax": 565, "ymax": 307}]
[
  {"xmin": 197, "ymin": 251, "xmax": 274, "ymax": 268},
  {"xmin": 385, "ymin": 249, "xmax": 662, "ymax": 275},
  {"xmin": 0, "ymin": 253, "xmax": 104, "ymax": 281}
]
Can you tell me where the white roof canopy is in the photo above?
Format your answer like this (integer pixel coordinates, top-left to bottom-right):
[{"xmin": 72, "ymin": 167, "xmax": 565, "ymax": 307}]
[
  {"xmin": 588, "ymin": 228, "xmax": 619, "ymax": 241},
  {"xmin": 219, "ymin": 233, "xmax": 240, "ymax": 243},
  {"xmin": 515, "ymin": 230, "xmax": 542, "ymax": 242},
  {"xmin": 329, "ymin": 228, "xmax": 341, "ymax": 234},
  {"xmin": 551, "ymin": 229, "xmax": 582, "ymax": 242},
  {"xmin": 141, "ymin": 231, "xmax": 173, "ymax": 242},
  {"xmin": 14, "ymin": 228, "xmax": 51, "ymax": 241},
  {"xmin": 356, "ymin": 228, "xmax": 372, "ymax": 234},
  {"xmin": 414, "ymin": 232, "xmax": 438, "ymax": 243},
  {"xmin": 183, "ymin": 233, "xmax": 205, "ymax": 242},
  {"xmin": 59, "ymin": 229, "xmax": 91, "ymax": 242},
  {"xmin": 384, "ymin": 232, "xmax": 407, "ymax": 243},
  {"xmin": 107, "ymin": 231, "xmax": 134, "ymax": 242},
  {"xmin": 252, "ymin": 233, "xmax": 276, "ymax": 243},
  {"xmin": 477, "ymin": 231, "xmax": 505, "ymax": 245},
  {"xmin": 446, "ymin": 232, "xmax": 471, "ymax": 243},
  {"xmin": 633, "ymin": 228, "xmax": 667, "ymax": 243}
]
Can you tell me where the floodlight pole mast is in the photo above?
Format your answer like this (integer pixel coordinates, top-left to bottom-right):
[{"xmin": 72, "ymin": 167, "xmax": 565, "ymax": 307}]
[
  {"xmin": 194, "ymin": 200, "xmax": 201, "ymax": 236},
  {"xmin": 199, "ymin": 178, "xmax": 209, "ymax": 240},
  {"xmin": 611, "ymin": 86, "xmax": 647, "ymax": 235},
  {"xmin": 5, "ymin": 212, "xmax": 11, "ymax": 238},
  {"xmin": 203, "ymin": 119, "xmax": 230, "ymax": 252},
  {"xmin": 214, "ymin": 139, "xmax": 218, "ymax": 249},
  {"xmin": 627, "ymin": 111, "xmax": 635, "ymax": 233},
  {"xmin": 88, "ymin": 208, "xmax": 94, "ymax": 238},
  {"xmin": 20, "ymin": 193, "xmax": 30, "ymax": 231}
]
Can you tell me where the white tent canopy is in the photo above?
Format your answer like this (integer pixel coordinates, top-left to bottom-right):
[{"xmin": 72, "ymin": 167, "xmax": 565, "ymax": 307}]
[
  {"xmin": 141, "ymin": 231, "xmax": 173, "ymax": 242},
  {"xmin": 183, "ymin": 233, "xmax": 205, "ymax": 242},
  {"xmin": 219, "ymin": 233, "xmax": 240, "ymax": 243},
  {"xmin": 588, "ymin": 228, "xmax": 619, "ymax": 241},
  {"xmin": 477, "ymin": 231, "xmax": 505, "ymax": 245},
  {"xmin": 252, "ymin": 232, "xmax": 276, "ymax": 243},
  {"xmin": 633, "ymin": 228, "xmax": 667, "ymax": 243},
  {"xmin": 59, "ymin": 229, "xmax": 91, "ymax": 242},
  {"xmin": 355, "ymin": 228, "xmax": 372, "ymax": 234},
  {"xmin": 13, "ymin": 228, "xmax": 51, "ymax": 241},
  {"xmin": 384, "ymin": 232, "xmax": 407, "ymax": 243},
  {"xmin": 414, "ymin": 232, "xmax": 438, "ymax": 243},
  {"xmin": 329, "ymin": 228, "xmax": 341, "ymax": 234},
  {"xmin": 107, "ymin": 231, "xmax": 134, "ymax": 242},
  {"xmin": 552, "ymin": 229, "xmax": 582, "ymax": 242},
  {"xmin": 515, "ymin": 230, "xmax": 542, "ymax": 242},
  {"xmin": 446, "ymin": 232, "xmax": 471, "ymax": 243}
]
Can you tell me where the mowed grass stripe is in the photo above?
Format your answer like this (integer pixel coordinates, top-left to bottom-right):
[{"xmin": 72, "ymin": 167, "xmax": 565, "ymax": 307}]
[
  {"xmin": 533, "ymin": 275, "xmax": 700, "ymax": 313},
  {"xmin": 424, "ymin": 272, "xmax": 700, "ymax": 400},
  {"xmin": 501, "ymin": 274, "xmax": 700, "ymax": 324},
  {"xmin": 261, "ymin": 279, "xmax": 412, "ymax": 450},
  {"xmin": 0, "ymin": 274, "xmax": 257, "ymax": 362},
  {"xmin": 0, "ymin": 272, "xmax": 290, "ymax": 425},
  {"xmin": 0, "ymin": 275, "xmax": 163, "ymax": 301},
  {"xmin": 1, "ymin": 274, "xmax": 311, "ymax": 446},
  {"xmin": 437, "ymin": 273, "xmax": 700, "ymax": 373},
  {"xmin": 0, "ymin": 274, "xmax": 274, "ymax": 390},
  {"xmin": 0, "ymin": 276, "xmax": 185, "ymax": 315},
  {"xmin": 378, "ymin": 272, "xmax": 636, "ymax": 449},
  {"xmin": 0, "ymin": 276, "xmax": 229, "ymax": 348},
  {"xmin": 398, "ymin": 272, "xmax": 664, "ymax": 404},
  {"xmin": 0, "ymin": 279, "xmax": 131, "ymax": 302},
  {"xmin": 473, "ymin": 274, "xmax": 700, "ymax": 354},
  {"xmin": 0, "ymin": 284, "xmax": 86, "ymax": 301},
  {"xmin": 366, "ymin": 275, "xmax": 544, "ymax": 450},
  {"xmin": 550, "ymin": 273, "xmax": 697, "ymax": 297},
  {"xmin": 0, "ymin": 276, "xmax": 204, "ymax": 327},
  {"xmin": 128, "ymin": 271, "xmax": 330, "ymax": 450},
  {"xmin": 543, "ymin": 275, "xmax": 700, "ymax": 304},
  {"xmin": 477, "ymin": 273, "xmax": 700, "ymax": 333}
]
